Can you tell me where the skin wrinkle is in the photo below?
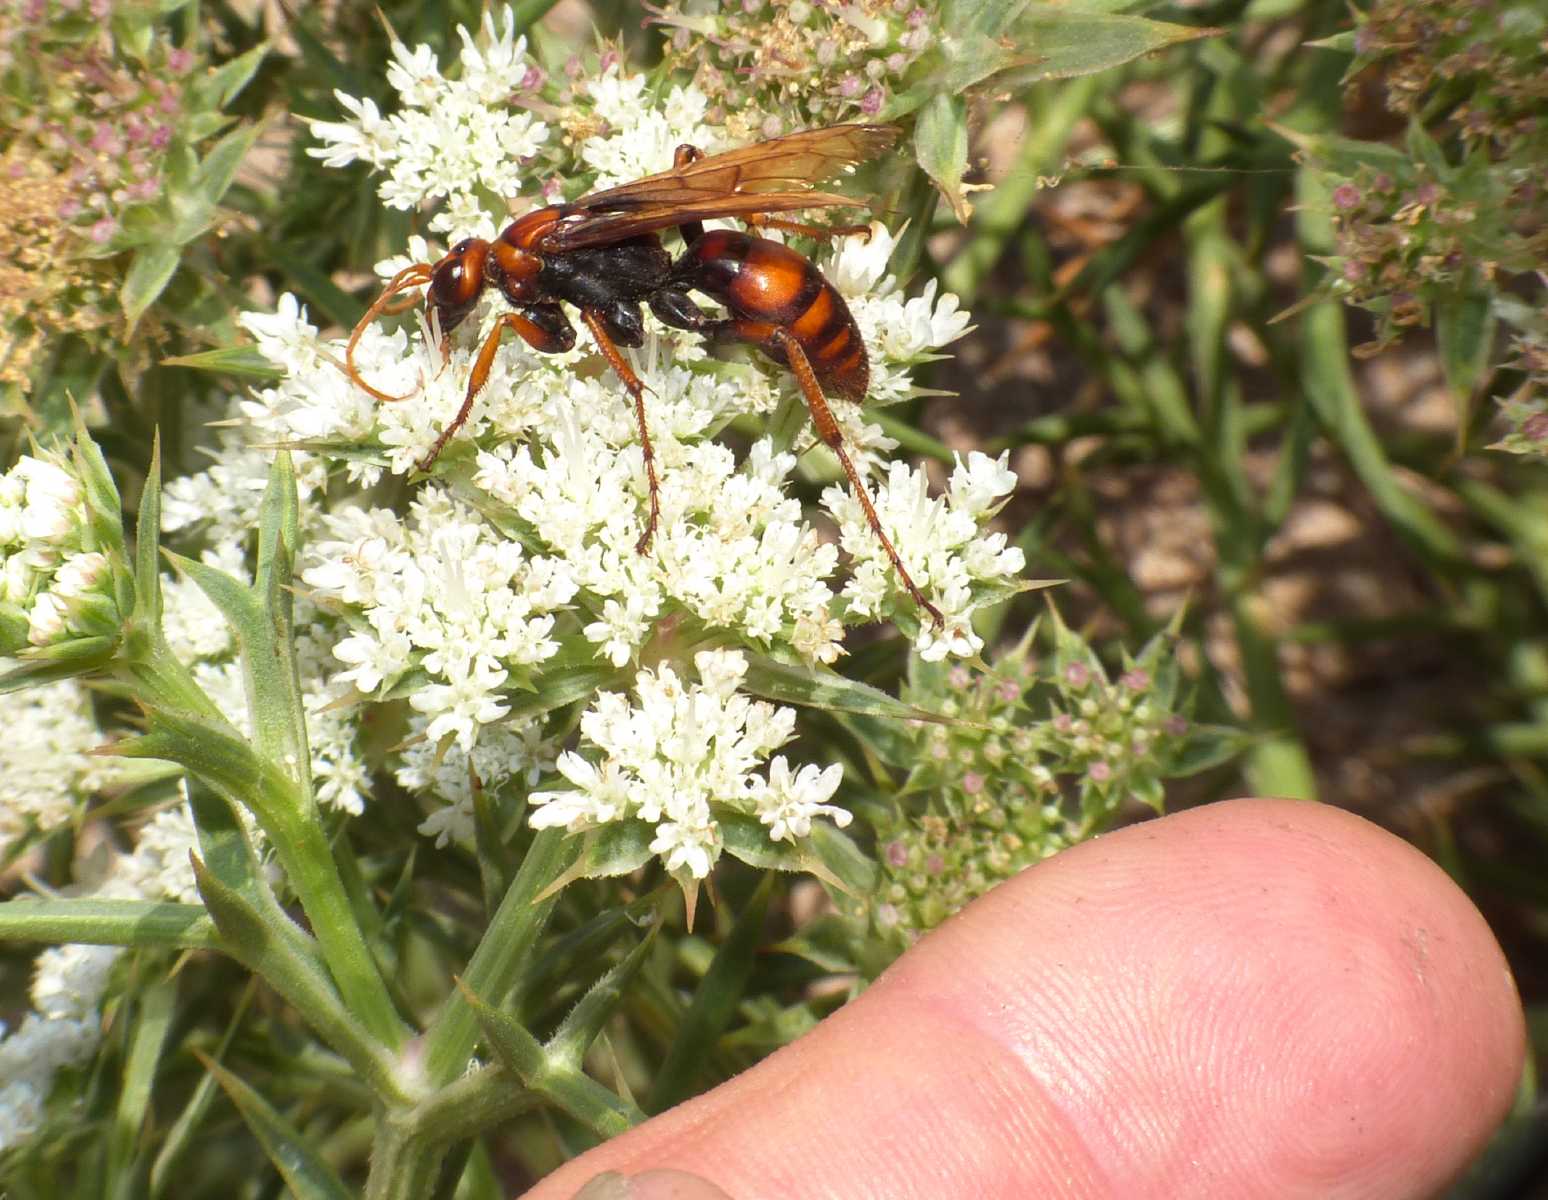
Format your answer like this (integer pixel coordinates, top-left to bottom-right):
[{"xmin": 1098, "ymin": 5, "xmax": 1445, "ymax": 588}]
[
  {"xmin": 874, "ymin": 986, "xmax": 1107, "ymax": 1197},
  {"xmin": 533, "ymin": 799, "xmax": 1523, "ymax": 1200}
]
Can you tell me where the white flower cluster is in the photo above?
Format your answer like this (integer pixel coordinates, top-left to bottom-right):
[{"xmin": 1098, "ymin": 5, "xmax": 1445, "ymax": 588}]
[
  {"xmin": 827, "ymin": 451, "xmax": 1024, "ymax": 660},
  {"xmin": 0, "ymin": 794, "xmax": 202, "ymax": 1152},
  {"xmin": 307, "ymin": 10, "xmax": 549, "ymax": 238},
  {"xmin": 0, "ymin": 681, "xmax": 109, "ymax": 859},
  {"xmin": 530, "ymin": 649, "xmax": 848, "ymax": 878},
  {"xmin": 235, "ymin": 11, "xmax": 1023, "ymax": 847},
  {"xmin": 577, "ymin": 67, "xmax": 726, "ymax": 187},
  {"xmin": 0, "ymin": 453, "xmax": 113, "ymax": 649},
  {"xmin": 302, "ymin": 490, "xmax": 577, "ymax": 751}
]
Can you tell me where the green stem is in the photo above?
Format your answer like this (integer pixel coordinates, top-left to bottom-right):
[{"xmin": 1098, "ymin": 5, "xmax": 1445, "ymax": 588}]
[
  {"xmin": 270, "ymin": 808, "xmax": 410, "ymax": 1050},
  {"xmin": 408, "ymin": 1066, "xmax": 541, "ymax": 1146},
  {"xmin": 421, "ymin": 828, "xmax": 579, "ymax": 1085},
  {"xmin": 133, "ymin": 590, "xmax": 406, "ymax": 1049},
  {"xmin": 0, "ymin": 898, "xmax": 218, "ymax": 949},
  {"xmin": 362, "ymin": 1116, "xmax": 445, "ymax": 1200}
]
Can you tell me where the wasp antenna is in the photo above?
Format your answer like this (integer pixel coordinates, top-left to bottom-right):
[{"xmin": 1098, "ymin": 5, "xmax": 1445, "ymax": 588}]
[{"xmin": 345, "ymin": 262, "xmax": 435, "ymax": 403}]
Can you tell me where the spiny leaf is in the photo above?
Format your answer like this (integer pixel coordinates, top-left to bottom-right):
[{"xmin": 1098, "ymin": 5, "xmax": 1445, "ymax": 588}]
[{"xmin": 197, "ymin": 1053, "xmax": 354, "ymax": 1200}]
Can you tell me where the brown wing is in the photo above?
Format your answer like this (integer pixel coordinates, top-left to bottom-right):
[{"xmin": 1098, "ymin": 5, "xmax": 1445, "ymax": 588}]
[{"xmin": 541, "ymin": 124, "xmax": 898, "ymax": 252}]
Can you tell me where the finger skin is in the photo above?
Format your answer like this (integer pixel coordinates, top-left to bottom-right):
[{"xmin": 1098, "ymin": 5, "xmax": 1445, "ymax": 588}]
[{"xmin": 531, "ymin": 798, "xmax": 1524, "ymax": 1200}]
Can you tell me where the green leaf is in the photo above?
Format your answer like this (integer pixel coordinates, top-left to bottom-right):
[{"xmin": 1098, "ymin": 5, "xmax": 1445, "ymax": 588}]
[
  {"xmin": 151, "ymin": 982, "xmax": 257, "ymax": 1198},
  {"xmin": 0, "ymin": 635, "xmax": 118, "ymax": 691},
  {"xmin": 71, "ymin": 408, "xmax": 129, "ymax": 578},
  {"xmin": 195, "ymin": 121, "xmax": 264, "ymax": 209},
  {"xmin": 458, "ymin": 980, "xmax": 642, "ymax": 1137},
  {"xmin": 163, "ymin": 473, "xmax": 308, "ymax": 791},
  {"xmin": 200, "ymin": 1055, "xmax": 355, "ymax": 1200},
  {"xmin": 1008, "ymin": 5, "xmax": 1220, "ymax": 82},
  {"xmin": 1168, "ymin": 723, "xmax": 1257, "ymax": 776},
  {"xmin": 941, "ymin": 0, "xmax": 1027, "ymax": 37},
  {"xmin": 473, "ymin": 787, "xmax": 520, "ymax": 917},
  {"xmin": 547, "ymin": 928, "xmax": 656, "ymax": 1068},
  {"xmin": 0, "ymin": 605, "xmax": 30, "ymax": 656},
  {"xmin": 187, "ymin": 846, "xmax": 407, "ymax": 1103},
  {"xmin": 162, "ymin": 345, "xmax": 285, "ymax": 380},
  {"xmin": 0, "ymin": 898, "xmax": 217, "ymax": 949},
  {"xmin": 423, "ymin": 829, "xmax": 580, "ymax": 1086},
  {"xmin": 538, "ymin": 822, "xmax": 655, "ymax": 899},
  {"xmin": 719, "ymin": 811, "xmax": 820, "ymax": 874},
  {"xmin": 646, "ymin": 874, "xmax": 773, "ymax": 1113},
  {"xmin": 517, "ymin": 897, "xmax": 659, "ymax": 1011},
  {"xmin": 455, "ymin": 980, "xmax": 546, "ymax": 1085},
  {"xmin": 505, "ymin": 659, "xmax": 630, "ymax": 722},
  {"xmin": 770, "ymin": 913, "xmax": 861, "ymax": 975},
  {"xmin": 192, "ymin": 42, "xmax": 269, "ymax": 109},
  {"xmin": 1268, "ymin": 122, "xmax": 1412, "ymax": 179},
  {"xmin": 115, "ymin": 708, "xmax": 297, "ymax": 833},
  {"xmin": 122, "ymin": 244, "xmax": 181, "ymax": 331},
  {"xmin": 741, "ymin": 652, "xmax": 949, "ymax": 723},
  {"xmin": 810, "ymin": 821, "xmax": 879, "ymax": 897},
  {"xmin": 187, "ymin": 845, "xmax": 285, "ymax": 964},
  {"xmin": 1404, "ymin": 118, "xmax": 1450, "ymax": 180},
  {"xmin": 135, "ymin": 434, "xmax": 164, "ymax": 634},
  {"xmin": 1435, "ymin": 287, "xmax": 1497, "ymax": 445},
  {"xmin": 915, "ymin": 94, "xmax": 973, "ymax": 224},
  {"xmin": 109, "ymin": 978, "xmax": 178, "ymax": 1193},
  {"xmin": 1305, "ymin": 29, "xmax": 1358, "ymax": 52}
]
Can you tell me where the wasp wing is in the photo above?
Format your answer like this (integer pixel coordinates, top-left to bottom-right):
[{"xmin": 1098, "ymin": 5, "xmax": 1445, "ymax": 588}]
[{"xmin": 542, "ymin": 124, "xmax": 897, "ymax": 252}]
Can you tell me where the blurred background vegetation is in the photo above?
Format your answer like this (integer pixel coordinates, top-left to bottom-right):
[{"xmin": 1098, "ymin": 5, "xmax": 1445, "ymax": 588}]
[{"xmin": 3, "ymin": 0, "xmax": 1547, "ymax": 1193}]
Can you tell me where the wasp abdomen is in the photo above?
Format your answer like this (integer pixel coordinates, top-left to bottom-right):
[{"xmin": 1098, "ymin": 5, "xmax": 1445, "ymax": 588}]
[{"xmin": 681, "ymin": 229, "xmax": 869, "ymax": 402}]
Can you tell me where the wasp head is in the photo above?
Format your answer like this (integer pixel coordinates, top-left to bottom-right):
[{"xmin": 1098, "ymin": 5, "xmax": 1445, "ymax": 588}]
[{"xmin": 426, "ymin": 238, "xmax": 490, "ymax": 338}]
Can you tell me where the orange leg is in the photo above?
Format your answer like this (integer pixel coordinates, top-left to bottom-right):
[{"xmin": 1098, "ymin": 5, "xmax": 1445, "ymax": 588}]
[
  {"xmin": 743, "ymin": 214, "xmax": 873, "ymax": 242},
  {"xmin": 768, "ymin": 328, "xmax": 943, "ymax": 628},
  {"xmin": 345, "ymin": 263, "xmax": 435, "ymax": 403},
  {"xmin": 579, "ymin": 309, "xmax": 661, "ymax": 554},
  {"xmin": 417, "ymin": 310, "xmax": 566, "ymax": 472}
]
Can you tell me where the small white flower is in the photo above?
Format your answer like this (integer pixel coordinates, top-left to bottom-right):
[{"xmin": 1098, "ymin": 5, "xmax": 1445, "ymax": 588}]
[
  {"xmin": 50, "ymin": 551, "xmax": 108, "ymax": 600},
  {"xmin": 750, "ymin": 757, "xmax": 848, "ymax": 842},
  {"xmin": 306, "ymin": 92, "xmax": 394, "ymax": 169},
  {"xmin": 239, "ymin": 293, "xmax": 325, "ymax": 374},
  {"xmin": 14, "ymin": 456, "xmax": 80, "ymax": 543},
  {"xmin": 649, "ymin": 819, "xmax": 719, "ymax": 880},
  {"xmin": 829, "ymin": 221, "xmax": 898, "ymax": 298},
  {"xmin": 26, "ymin": 590, "xmax": 69, "ymax": 645}
]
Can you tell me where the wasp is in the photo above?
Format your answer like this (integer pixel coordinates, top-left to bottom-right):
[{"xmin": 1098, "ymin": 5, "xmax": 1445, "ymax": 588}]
[{"xmin": 344, "ymin": 123, "xmax": 942, "ymax": 626}]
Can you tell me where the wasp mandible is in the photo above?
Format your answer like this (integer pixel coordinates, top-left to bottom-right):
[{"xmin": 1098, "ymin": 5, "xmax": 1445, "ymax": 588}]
[{"xmin": 344, "ymin": 123, "xmax": 943, "ymax": 626}]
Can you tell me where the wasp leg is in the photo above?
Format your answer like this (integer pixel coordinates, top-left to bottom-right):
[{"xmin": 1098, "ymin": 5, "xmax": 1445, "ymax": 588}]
[
  {"xmin": 646, "ymin": 294, "xmax": 943, "ymax": 625},
  {"xmin": 579, "ymin": 308, "xmax": 661, "ymax": 554},
  {"xmin": 665, "ymin": 144, "xmax": 710, "ymax": 247},
  {"xmin": 742, "ymin": 214, "xmax": 873, "ymax": 242},
  {"xmin": 419, "ymin": 307, "xmax": 574, "ymax": 473},
  {"xmin": 775, "ymin": 330, "xmax": 942, "ymax": 626},
  {"xmin": 770, "ymin": 329, "xmax": 941, "ymax": 626}
]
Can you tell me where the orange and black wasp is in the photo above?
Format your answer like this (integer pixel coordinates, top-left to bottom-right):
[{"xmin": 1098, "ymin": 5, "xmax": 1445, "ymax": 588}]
[{"xmin": 345, "ymin": 122, "xmax": 943, "ymax": 626}]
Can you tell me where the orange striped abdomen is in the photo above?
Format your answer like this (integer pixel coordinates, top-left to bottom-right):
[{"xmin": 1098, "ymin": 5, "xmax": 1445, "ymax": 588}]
[{"xmin": 679, "ymin": 230, "xmax": 869, "ymax": 401}]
